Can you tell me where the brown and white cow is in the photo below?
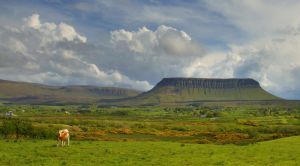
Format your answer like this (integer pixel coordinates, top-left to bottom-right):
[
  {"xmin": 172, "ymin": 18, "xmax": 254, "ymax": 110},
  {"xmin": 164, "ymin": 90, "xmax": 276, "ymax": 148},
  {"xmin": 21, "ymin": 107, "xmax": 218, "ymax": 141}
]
[{"xmin": 57, "ymin": 129, "xmax": 70, "ymax": 147}]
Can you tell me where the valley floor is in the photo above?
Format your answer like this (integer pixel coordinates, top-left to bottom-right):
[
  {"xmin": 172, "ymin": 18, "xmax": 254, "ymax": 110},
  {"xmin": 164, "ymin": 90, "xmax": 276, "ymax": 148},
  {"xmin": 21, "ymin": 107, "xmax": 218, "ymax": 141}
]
[{"xmin": 0, "ymin": 136, "xmax": 299, "ymax": 166}]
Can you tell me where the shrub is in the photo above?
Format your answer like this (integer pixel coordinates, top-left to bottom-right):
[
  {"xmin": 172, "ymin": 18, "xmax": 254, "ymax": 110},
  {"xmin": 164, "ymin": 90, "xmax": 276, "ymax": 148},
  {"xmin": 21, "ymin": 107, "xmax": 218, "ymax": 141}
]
[
  {"xmin": 171, "ymin": 126, "xmax": 189, "ymax": 132},
  {"xmin": 246, "ymin": 129, "xmax": 259, "ymax": 138},
  {"xmin": 206, "ymin": 111, "xmax": 218, "ymax": 118},
  {"xmin": 1, "ymin": 118, "xmax": 33, "ymax": 138},
  {"xmin": 110, "ymin": 110, "xmax": 129, "ymax": 116},
  {"xmin": 0, "ymin": 118, "xmax": 57, "ymax": 139},
  {"xmin": 133, "ymin": 123, "xmax": 148, "ymax": 129}
]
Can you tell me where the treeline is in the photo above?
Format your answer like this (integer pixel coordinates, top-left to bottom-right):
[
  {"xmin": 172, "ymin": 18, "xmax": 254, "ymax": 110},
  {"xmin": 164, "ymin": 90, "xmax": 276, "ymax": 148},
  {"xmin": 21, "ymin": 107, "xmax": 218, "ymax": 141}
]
[{"xmin": 0, "ymin": 118, "xmax": 57, "ymax": 139}]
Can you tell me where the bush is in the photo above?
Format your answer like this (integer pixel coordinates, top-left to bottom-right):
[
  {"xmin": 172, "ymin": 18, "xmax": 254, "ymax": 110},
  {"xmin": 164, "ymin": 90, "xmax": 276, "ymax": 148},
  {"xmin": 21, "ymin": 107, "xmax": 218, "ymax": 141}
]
[
  {"xmin": 245, "ymin": 129, "xmax": 259, "ymax": 138},
  {"xmin": 110, "ymin": 110, "xmax": 129, "ymax": 116},
  {"xmin": 1, "ymin": 118, "xmax": 57, "ymax": 139},
  {"xmin": 133, "ymin": 123, "xmax": 148, "ymax": 129},
  {"xmin": 206, "ymin": 111, "xmax": 217, "ymax": 118},
  {"xmin": 1, "ymin": 118, "xmax": 33, "ymax": 138},
  {"xmin": 171, "ymin": 126, "xmax": 189, "ymax": 132}
]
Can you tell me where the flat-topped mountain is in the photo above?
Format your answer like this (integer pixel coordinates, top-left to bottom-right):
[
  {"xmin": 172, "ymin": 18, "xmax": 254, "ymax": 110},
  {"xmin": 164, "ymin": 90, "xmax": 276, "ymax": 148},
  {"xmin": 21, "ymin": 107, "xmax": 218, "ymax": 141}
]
[
  {"xmin": 0, "ymin": 78, "xmax": 281, "ymax": 105},
  {"xmin": 116, "ymin": 78, "xmax": 280, "ymax": 105},
  {"xmin": 0, "ymin": 79, "xmax": 141, "ymax": 104},
  {"xmin": 155, "ymin": 78, "xmax": 260, "ymax": 89}
]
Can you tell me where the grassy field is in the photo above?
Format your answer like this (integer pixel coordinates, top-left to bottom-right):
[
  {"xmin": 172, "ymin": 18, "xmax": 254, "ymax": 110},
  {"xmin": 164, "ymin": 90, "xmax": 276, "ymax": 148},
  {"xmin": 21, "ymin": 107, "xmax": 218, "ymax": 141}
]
[
  {"xmin": 1, "ymin": 105, "xmax": 300, "ymax": 144},
  {"xmin": 0, "ymin": 104, "xmax": 300, "ymax": 165},
  {"xmin": 0, "ymin": 136, "xmax": 299, "ymax": 166}
]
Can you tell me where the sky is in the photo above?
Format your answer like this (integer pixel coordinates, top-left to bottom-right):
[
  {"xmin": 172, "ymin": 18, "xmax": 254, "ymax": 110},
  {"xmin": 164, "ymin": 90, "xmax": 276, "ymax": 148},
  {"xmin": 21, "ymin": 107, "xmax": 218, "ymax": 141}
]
[{"xmin": 0, "ymin": 0, "xmax": 300, "ymax": 99}]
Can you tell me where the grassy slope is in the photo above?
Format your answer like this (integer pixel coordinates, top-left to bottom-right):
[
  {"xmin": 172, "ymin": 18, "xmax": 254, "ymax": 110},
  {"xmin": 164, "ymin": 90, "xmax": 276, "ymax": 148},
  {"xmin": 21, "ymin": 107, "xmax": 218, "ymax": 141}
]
[
  {"xmin": 0, "ymin": 136, "xmax": 299, "ymax": 166},
  {"xmin": 0, "ymin": 80, "xmax": 141, "ymax": 104},
  {"xmin": 118, "ymin": 86, "xmax": 280, "ymax": 106}
]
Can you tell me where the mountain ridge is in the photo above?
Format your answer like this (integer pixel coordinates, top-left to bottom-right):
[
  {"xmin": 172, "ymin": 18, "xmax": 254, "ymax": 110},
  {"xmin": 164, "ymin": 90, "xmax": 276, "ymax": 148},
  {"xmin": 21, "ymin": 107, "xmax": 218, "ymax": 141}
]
[
  {"xmin": 112, "ymin": 78, "xmax": 281, "ymax": 105},
  {"xmin": 0, "ymin": 78, "xmax": 282, "ymax": 105},
  {"xmin": 154, "ymin": 78, "xmax": 260, "ymax": 89},
  {"xmin": 0, "ymin": 79, "xmax": 142, "ymax": 104}
]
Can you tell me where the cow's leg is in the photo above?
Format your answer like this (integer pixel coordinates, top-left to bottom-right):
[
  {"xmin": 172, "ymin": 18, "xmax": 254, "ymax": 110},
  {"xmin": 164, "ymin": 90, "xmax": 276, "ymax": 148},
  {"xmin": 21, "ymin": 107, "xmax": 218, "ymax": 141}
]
[
  {"xmin": 67, "ymin": 137, "xmax": 70, "ymax": 146},
  {"xmin": 57, "ymin": 138, "xmax": 60, "ymax": 147}
]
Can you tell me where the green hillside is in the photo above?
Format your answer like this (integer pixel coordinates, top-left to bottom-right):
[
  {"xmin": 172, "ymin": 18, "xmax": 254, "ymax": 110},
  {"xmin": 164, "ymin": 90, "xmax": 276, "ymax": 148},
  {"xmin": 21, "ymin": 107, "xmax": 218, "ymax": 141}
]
[
  {"xmin": 137, "ymin": 86, "xmax": 279, "ymax": 103},
  {"xmin": 115, "ymin": 78, "xmax": 280, "ymax": 105},
  {"xmin": 0, "ymin": 79, "xmax": 141, "ymax": 104}
]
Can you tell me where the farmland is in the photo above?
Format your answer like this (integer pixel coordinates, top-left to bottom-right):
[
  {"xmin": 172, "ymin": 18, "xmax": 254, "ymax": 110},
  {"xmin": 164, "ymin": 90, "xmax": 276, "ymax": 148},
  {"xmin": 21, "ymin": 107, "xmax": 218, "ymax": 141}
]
[
  {"xmin": 1, "ymin": 104, "xmax": 300, "ymax": 144},
  {"xmin": 0, "ymin": 104, "xmax": 300, "ymax": 165}
]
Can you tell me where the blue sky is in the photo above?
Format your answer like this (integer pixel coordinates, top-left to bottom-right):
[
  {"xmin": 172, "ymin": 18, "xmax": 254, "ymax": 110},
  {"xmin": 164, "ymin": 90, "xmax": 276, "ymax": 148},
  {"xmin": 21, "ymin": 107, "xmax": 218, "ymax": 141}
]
[
  {"xmin": 0, "ymin": 0, "xmax": 243, "ymax": 48},
  {"xmin": 0, "ymin": 0, "xmax": 300, "ymax": 99}
]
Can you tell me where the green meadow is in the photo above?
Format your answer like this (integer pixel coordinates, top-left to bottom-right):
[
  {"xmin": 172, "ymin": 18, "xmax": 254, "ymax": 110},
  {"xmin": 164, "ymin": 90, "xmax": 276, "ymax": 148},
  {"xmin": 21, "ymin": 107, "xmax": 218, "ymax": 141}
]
[
  {"xmin": 0, "ymin": 136, "xmax": 299, "ymax": 166},
  {"xmin": 0, "ymin": 104, "xmax": 300, "ymax": 165}
]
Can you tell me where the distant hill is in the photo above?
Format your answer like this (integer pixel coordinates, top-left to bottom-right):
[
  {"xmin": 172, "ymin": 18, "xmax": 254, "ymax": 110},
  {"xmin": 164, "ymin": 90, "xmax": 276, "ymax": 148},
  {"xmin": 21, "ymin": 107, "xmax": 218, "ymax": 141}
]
[
  {"xmin": 0, "ymin": 78, "xmax": 283, "ymax": 105},
  {"xmin": 0, "ymin": 79, "xmax": 141, "ymax": 104},
  {"xmin": 113, "ymin": 78, "xmax": 281, "ymax": 106}
]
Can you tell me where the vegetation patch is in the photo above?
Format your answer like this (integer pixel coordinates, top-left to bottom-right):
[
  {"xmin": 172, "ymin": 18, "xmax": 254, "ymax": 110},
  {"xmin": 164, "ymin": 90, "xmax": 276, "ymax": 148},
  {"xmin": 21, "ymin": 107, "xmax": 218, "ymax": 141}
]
[{"xmin": 0, "ymin": 136, "xmax": 299, "ymax": 165}]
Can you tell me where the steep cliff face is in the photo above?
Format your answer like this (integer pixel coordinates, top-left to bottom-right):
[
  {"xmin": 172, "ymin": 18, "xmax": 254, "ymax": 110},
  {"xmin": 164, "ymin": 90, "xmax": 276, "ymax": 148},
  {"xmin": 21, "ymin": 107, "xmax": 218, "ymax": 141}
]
[
  {"xmin": 125, "ymin": 78, "xmax": 280, "ymax": 104},
  {"xmin": 155, "ymin": 78, "xmax": 260, "ymax": 89}
]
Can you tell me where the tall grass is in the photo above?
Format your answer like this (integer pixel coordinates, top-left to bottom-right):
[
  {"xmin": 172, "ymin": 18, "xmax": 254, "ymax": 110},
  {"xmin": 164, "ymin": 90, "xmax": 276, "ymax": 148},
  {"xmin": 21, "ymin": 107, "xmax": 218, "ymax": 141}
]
[{"xmin": 0, "ymin": 118, "xmax": 57, "ymax": 139}]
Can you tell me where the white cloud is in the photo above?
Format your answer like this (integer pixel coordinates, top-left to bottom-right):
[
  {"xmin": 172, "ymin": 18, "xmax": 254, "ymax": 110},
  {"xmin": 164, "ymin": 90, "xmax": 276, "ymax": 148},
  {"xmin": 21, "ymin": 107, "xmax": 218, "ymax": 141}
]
[
  {"xmin": 0, "ymin": 14, "xmax": 152, "ymax": 91},
  {"xmin": 23, "ymin": 13, "xmax": 87, "ymax": 43},
  {"xmin": 6, "ymin": 38, "xmax": 27, "ymax": 54},
  {"xmin": 111, "ymin": 25, "xmax": 203, "ymax": 56},
  {"xmin": 96, "ymin": 25, "xmax": 205, "ymax": 84},
  {"xmin": 183, "ymin": 25, "xmax": 300, "ymax": 99},
  {"xmin": 58, "ymin": 22, "xmax": 87, "ymax": 43},
  {"xmin": 24, "ymin": 14, "xmax": 41, "ymax": 29},
  {"xmin": 182, "ymin": 52, "xmax": 231, "ymax": 78},
  {"xmin": 204, "ymin": 0, "xmax": 300, "ymax": 38}
]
